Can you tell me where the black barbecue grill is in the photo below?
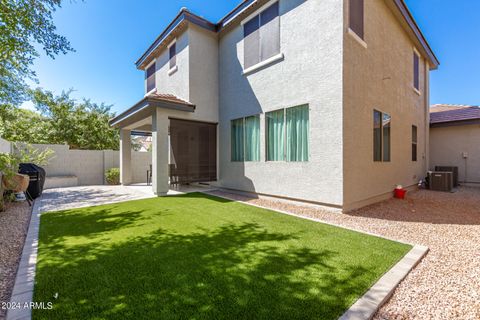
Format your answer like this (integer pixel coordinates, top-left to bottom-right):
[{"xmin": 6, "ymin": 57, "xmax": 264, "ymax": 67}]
[{"xmin": 18, "ymin": 163, "xmax": 46, "ymax": 200}]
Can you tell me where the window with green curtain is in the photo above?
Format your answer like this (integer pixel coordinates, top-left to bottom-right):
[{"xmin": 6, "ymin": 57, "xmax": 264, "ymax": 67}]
[
  {"xmin": 245, "ymin": 115, "xmax": 260, "ymax": 161},
  {"xmin": 286, "ymin": 105, "xmax": 309, "ymax": 161},
  {"xmin": 266, "ymin": 109, "xmax": 285, "ymax": 161},
  {"xmin": 231, "ymin": 118, "xmax": 244, "ymax": 161}
]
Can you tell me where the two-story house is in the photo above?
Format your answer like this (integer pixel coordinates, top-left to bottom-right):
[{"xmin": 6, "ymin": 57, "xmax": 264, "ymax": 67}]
[{"xmin": 110, "ymin": 0, "xmax": 439, "ymax": 211}]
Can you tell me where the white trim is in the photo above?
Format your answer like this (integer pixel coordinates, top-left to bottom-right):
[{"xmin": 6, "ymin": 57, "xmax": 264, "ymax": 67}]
[
  {"xmin": 145, "ymin": 58, "xmax": 156, "ymax": 70},
  {"xmin": 110, "ymin": 103, "xmax": 151, "ymax": 127},
  {"xmin": 243, "ymin": 53, "xmax": 284, "ymax": 75},
  {"xmin": 167, "ymin": 38, "xmax": 177, "ymax": 49},
  {"xmin": 145, "ymin": 88, "xmax": 156, "ymax": 97},
  {"xmin": 241, "ymin": 0, "xmax": 279, "ymax": 25},
  {"xmin": 347, "ymin": 28, "xmax": 367, "ymax": 48},
  {"xmin": 168, "ymin": 65, "xmax": 178, "ymax": 76},
  {"xmin": 413, "ymin": 87, "xmax": 422, "ymax": 96}
]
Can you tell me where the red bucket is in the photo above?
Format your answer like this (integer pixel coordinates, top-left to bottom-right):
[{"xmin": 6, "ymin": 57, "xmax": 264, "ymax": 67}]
[{"xmin": 394, "ymin": 188, "xmax": 407, "ymax": 199}]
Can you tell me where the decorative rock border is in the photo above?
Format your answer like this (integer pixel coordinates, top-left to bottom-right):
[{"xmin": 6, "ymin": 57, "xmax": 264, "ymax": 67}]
[
  {"xmin": 339, "ymin": 245, "xmax": 429, "ymax": 320},
  {"xmin": 204, "ymin": 191, "xmax": 430, "ymax": 320},
  {"xmin": 6, "ymin": 198, "xmax": 42, "ymax": 320}
]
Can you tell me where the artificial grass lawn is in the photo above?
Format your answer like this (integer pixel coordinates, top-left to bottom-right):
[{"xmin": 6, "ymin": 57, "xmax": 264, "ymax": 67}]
[{"xmin": 33, "ymin": 193, "xmax": 411, "ymax": 320}]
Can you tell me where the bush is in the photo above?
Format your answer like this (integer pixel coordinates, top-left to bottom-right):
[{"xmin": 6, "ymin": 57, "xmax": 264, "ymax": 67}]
[{"xmin": 105, "ymin": 168, "xmax": 120, "ymax": 185}]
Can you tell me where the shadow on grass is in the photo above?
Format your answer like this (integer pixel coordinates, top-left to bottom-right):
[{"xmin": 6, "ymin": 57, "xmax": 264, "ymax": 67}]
[{"xmin": 33, "ymin": 221, "xmax": 374, "ymax": 320}]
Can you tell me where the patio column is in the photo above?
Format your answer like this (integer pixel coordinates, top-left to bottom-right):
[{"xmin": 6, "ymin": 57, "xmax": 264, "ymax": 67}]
[
  {"xmin": 152, "ymin": 108, "xmax": 169, "ymax": 195},
  {"xmin": 119, "ymin": 129, "xmax": 132, "ymax": 185}
]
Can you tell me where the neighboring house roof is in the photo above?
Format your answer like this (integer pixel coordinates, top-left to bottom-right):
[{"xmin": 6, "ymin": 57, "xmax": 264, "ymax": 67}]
[
  {"xmin": 430, "ymin": 105, "xmax": 480, "ymax": 127},
  {"xmin": 135, "ymin": 0, "xmax": 439, "ymax": 70},
  {"xmin": 109, "ymin": 91, "xmax": 195, "ymax": 128}
]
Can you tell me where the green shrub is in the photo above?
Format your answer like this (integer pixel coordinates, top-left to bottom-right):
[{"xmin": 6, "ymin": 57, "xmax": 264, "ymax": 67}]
[{"xmin": 105, "ymin": 168, "xmax": 120, "ymax": 185}]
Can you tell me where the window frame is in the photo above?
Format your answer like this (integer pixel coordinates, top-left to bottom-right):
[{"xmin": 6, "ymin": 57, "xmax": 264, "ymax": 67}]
[
  {"xmin": 412, "ymin": 125, "xmax": 417, "ymax": 162},
  {"xmin": 373, "ymin": 109, "xmax": 391, "ymax": 162},
  {"xmin": 348, "ymin": 0, "xmax": 364, "ymax": 40},
  {"xmin": 413, "ymin": 49, "xmax": 421, "ymax": 93},
  {"xmin": 231, "ymin": 115, "xmax": 261, "ymax": 162},
  {"xmin": 168, "ymin": 40, "xmax": 178, "ymax": 75},
  {"xmin": 242, "ymin": 0, "xmax": 281, "ymax": 72},
  {"xmin": 145, "ymin": 61, "xmax": 156, "ymax": 93},
  {"xmin": 266, "ymin": 105, "xmax": 309, "ymax": 162}
]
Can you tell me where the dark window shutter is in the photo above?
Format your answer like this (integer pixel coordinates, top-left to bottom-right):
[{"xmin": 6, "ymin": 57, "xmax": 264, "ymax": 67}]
[
  {"xmin": 373, "ymin": 110, "xmax": 382, "ymax": 161},
  {"xmin": 260, "ymin": 2, "xmax": 280, "ymax": 61},
  {"xmin": 169, "ymin": 43, "xmax": 176, "ymax": 69},
  {"xmin": 413, "ymin": 52, "xmax": 420, "ymax": 90},
  {"xmin": 412, "ymin": 125, "xmax": 417, "ymax": 161},
  {"xmin": 244, "ymin": 16, "xmax": 260, "ymax": 69},
  {"xmin": 382, "ymin": 113, "xmax": 391, "ymax": 162},
  {"xmin": 146, "ymin": 64, "xmax": 155, "ymax": 92},
  {"xmin": 349, "ymin": 0, "xmax": 364, "ymax": 39}
]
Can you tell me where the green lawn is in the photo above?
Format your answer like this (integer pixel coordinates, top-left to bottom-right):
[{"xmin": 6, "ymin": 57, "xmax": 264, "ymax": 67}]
[{"xmin": 33, "ymin": 193, "xmax": 410, "ymax": 320}]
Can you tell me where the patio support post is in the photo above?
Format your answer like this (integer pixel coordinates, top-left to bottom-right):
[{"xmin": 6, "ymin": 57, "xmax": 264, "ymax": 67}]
[
  {"xmin": 120, "ymin": 129, "xmax": 132, "ymax": 185},
  {"xmin": 152, "ymin": 108, "xmax": 169, "ymax": 195}
]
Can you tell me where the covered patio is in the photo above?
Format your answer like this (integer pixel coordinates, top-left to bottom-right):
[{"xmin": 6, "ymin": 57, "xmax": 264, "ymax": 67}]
[{"xmin": 109, "ymin": 92, "xmax": 217, "ymax": 195}]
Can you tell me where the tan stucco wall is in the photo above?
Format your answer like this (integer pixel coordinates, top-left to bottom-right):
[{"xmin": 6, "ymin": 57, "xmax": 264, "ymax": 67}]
[
  {"xmin": 342, "ymin": 0, "xmax": 431, "ymax": 210},
  {"xmin": 430, "ymin": 124, "xmax": 480, "ymax": 183}
]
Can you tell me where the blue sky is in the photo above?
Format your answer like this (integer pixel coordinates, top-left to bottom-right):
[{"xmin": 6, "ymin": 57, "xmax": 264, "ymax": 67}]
[{"xmin": 23, "ymin": 0, "xmax": 480, "ymax": 114}]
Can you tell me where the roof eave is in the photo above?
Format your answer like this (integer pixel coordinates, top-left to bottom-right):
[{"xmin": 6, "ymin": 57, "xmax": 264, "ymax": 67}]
[
  {"xmin": 109, "ymin": 97, "xmax": 195, "ymax": 128},
  {"xmin": 135, "ymin": 10, "xmax": 216, "ymax": 70}
]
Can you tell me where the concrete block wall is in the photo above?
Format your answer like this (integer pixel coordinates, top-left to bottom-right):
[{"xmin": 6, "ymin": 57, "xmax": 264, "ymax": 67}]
[
  {"xmin": 31, "ymin": 143, "xmax": 151, "ymax": 186},
  {"xmin": 0, "ymin": 137, "xmax": 11, "ymax": 153}
]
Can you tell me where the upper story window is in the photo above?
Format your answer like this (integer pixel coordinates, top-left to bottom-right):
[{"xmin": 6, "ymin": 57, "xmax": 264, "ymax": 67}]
[
  {"xmin": 169, "ymin": 42, "xmax": 177, "ymax": 69},
  {"xmin": 146, "ymin": 63, "xmax": 155, "ymax": 93},
  {"xmin": 413, "ymin": 51, "xmax": 420, "ymax": 91},
  {"xmin": 243, "ymin": 1, "xmax": 280, "ymax": 70},
  {"xmin": 349, "ymin": 0, "xmax": 364, "ymax": 39}
]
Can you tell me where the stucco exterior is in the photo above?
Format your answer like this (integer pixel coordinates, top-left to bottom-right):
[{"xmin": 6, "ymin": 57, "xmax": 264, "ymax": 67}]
[
  {"xmin": 218, "ymin": 0, "xmax": 344, "ymax": 207},
  {"xmin": 430, "ymin": 124, "xmax": 480, "ymax": 184},
  {"xmin": 114, "ymin": 0, "xmax": 438, "ymax": 210},
  {"xmin": 342, "ymin": 0, "xmax": 431, "ymax": 210}
]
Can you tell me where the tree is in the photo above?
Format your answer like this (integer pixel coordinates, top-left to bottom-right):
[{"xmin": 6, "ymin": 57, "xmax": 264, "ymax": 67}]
[
  {"xmin": 0, "ymin": 0, "xmax": 73, "ymax": 106},
  {"xmin": 0, "ymin": 88, "xmax": 119, "ymax": 150},
  {"xmin": 30, "ymin": 88, "xmax": 119, "ymax": 150}
]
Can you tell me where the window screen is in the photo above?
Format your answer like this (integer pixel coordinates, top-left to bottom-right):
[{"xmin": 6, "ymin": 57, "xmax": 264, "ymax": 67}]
[
  {"xmin": 349, "ymin": 0, "xmax": 364, "ymax": 39},
  {"xmin": 373, "ymin": 110, "xmax": 382, "ymax": 161},
  {"xmin": 244, "ymin": 16, "xmax": 260, "ymax": 69},
  {"xmin": 286, "ymin": 105, "xmax": 309, "ymax": 162},
  {"xmin": 413, "ymin": 52, "xmax": 420, "ymax": 90},
  {"xmin": 146, "ymin": 64, "xmax": 155, "ymax": 92},
  {"xmin": 260, "ymin": 2, "xmax": 280, "ymax": 61},
  {"xmin": 231, "ymin": 118, "xmax": 244, "ymax": 161},
  {"xmin": 245, "ymin": 115, "xmax": 260, "ymax": 161},
  {"xmin": 169, "ymin": 43, "xmax": 176, "ymax": 69},
  {"xmin": 266, "ymin": 109, "xmax": 285, "ymax": 161},
  {"xmin": 382, "ymin": 113, "xmax": 391, "ymax": 162},
  {"xmin": 243, "ymin": 2, "xmax": 280, "ymax": 69}
]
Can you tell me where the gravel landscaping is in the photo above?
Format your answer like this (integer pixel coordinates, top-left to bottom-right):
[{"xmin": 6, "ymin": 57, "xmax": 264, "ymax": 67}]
[
  {"xmin": 207, "ymin": 187, "xmax": 480, "ymax": 320},
  {"xmin": 0, "ymin": 201, "xmax": 31, "ymax": 320}
]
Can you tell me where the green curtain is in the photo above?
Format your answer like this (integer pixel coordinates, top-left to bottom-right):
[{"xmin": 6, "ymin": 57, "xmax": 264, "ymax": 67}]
[
  {"xmin": 266, "ymin": 109, "xmax": 285, "ymax": 161},
  {"xmin": 245, "ymin": 115, "xmax": 260, "ymax": 161},
  {"xmin": 231, "ymin": 118, "xmax": 244, "ymax": 161},
  {"xmin": 286, "ymin": 105, "xmax": 309, "ymax": 161}
]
